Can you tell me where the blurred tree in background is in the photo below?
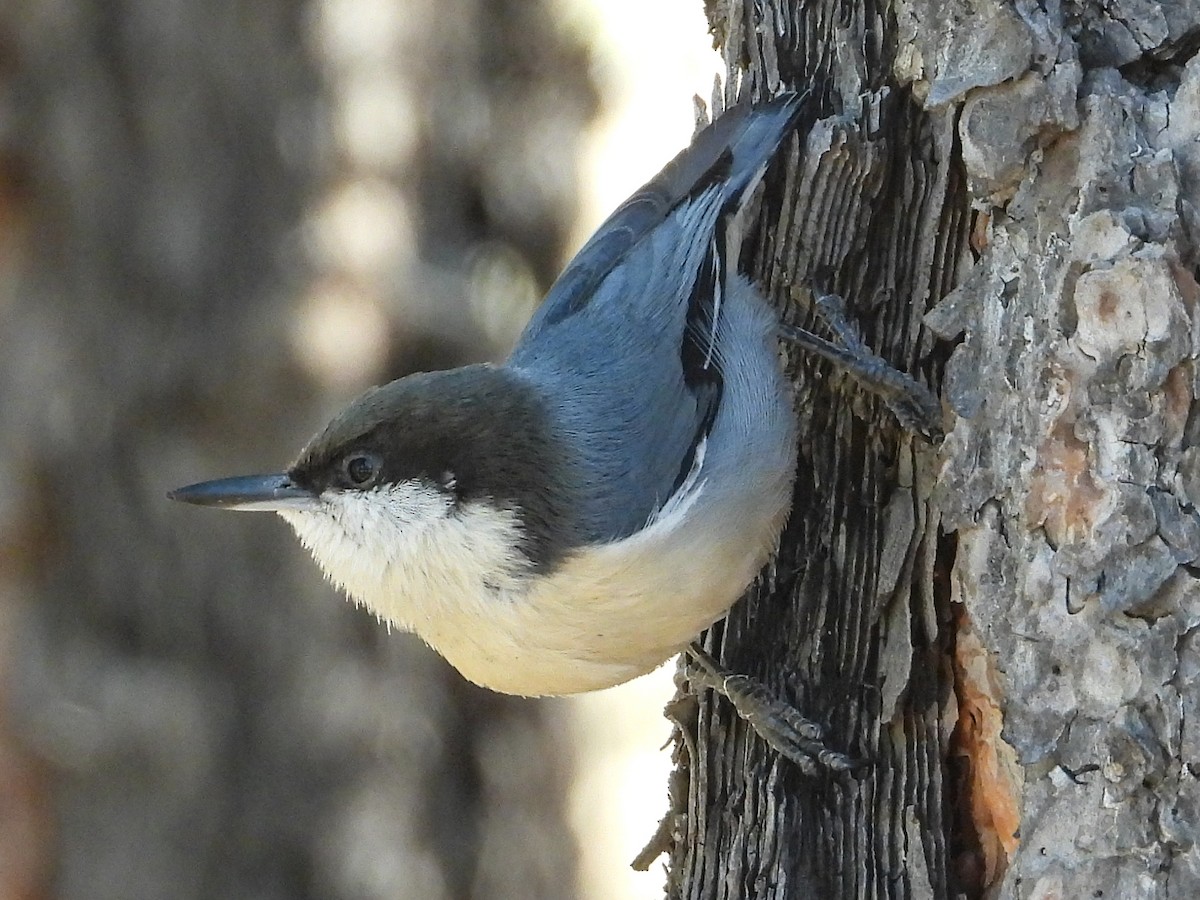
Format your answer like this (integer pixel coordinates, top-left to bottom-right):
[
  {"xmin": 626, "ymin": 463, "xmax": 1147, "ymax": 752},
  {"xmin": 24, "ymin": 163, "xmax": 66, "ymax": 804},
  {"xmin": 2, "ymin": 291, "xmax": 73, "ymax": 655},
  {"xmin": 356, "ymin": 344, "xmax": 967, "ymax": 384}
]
[{"xmin": 0, "ymin": 2, "xmax": 595, "ymax": 898}]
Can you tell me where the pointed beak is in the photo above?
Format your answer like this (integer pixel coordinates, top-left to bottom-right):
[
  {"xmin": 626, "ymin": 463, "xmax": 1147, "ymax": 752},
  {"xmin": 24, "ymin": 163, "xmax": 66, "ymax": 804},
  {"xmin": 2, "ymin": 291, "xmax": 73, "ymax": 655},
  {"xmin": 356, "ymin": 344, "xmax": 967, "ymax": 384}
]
[{"xmin": 168, "ymin": 473, "xmax": 321, "ymax": 512}]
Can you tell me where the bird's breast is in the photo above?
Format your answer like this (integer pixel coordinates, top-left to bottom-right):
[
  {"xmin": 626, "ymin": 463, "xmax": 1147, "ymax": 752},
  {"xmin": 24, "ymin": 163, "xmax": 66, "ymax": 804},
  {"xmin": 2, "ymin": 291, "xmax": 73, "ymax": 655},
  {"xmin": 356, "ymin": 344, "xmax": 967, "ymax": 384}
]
[
  {"xmin": 279, "ymin": 450, "xmax": 791, "ymax": 697},
  {"xmin": 416, "ymin": 478, "xmax": 790, "ymax": 696}
]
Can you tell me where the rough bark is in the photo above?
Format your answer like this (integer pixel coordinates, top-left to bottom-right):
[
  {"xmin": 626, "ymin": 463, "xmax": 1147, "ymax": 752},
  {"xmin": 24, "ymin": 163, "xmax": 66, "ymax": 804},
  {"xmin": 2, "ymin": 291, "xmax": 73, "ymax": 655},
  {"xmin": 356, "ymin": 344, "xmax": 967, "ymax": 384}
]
[
  {"xmin": 0, "ymin": 4, "xmax": 592, "ymax": 899},
  {"xmin": 666, "ymin": 1, "xmax": 1200, "ymax": 898}
]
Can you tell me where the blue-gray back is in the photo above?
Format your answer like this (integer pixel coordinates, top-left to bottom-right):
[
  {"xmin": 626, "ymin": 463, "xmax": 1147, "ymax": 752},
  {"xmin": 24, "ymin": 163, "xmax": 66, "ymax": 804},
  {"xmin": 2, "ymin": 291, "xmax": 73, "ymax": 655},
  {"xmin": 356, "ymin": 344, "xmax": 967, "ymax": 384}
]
[{"xmin": 507, "ymin": 96, "xmax": 803, "ymax": 542}]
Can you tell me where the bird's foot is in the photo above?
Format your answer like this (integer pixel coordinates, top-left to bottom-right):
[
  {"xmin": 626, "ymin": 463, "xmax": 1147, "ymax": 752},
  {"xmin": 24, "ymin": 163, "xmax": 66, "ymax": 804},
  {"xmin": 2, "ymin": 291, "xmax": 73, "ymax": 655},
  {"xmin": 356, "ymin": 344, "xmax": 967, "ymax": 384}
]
[
  {"xmin": 778, "ymin": 289, "xmax": 943, "ymax": 439},
  {"xmin": 684, "ymin": 643, "xmax": 864, "ymax": 776}
]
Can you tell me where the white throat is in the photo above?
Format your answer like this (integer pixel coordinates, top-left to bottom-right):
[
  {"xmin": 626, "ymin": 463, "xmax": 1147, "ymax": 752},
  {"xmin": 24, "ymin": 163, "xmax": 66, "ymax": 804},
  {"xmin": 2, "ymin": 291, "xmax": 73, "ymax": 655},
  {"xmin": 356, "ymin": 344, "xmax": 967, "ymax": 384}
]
[{"xmin": 277, "ymin": 482, "xmax": 531, "ymax": 633}]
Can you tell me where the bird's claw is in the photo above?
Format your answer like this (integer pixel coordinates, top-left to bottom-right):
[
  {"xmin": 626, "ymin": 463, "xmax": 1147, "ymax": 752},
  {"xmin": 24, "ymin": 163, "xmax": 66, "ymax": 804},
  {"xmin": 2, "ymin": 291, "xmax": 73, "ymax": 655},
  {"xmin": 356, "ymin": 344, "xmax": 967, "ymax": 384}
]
[
  {"xmin": 778, "ymin": 289, "xmax": 943, "ymax": 440},
  {"xmin": 684, "ymin": 643, "xmax": 865, "ymax": 776}
]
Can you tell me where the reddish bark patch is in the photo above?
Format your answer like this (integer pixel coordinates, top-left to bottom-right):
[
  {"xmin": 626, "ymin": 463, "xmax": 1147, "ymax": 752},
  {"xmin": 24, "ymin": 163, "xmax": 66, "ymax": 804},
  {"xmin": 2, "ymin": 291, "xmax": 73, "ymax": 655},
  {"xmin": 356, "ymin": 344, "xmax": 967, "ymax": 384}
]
[{"xmin": 949, "ymin": 604, "xmax": 1022, "ymax": 895}]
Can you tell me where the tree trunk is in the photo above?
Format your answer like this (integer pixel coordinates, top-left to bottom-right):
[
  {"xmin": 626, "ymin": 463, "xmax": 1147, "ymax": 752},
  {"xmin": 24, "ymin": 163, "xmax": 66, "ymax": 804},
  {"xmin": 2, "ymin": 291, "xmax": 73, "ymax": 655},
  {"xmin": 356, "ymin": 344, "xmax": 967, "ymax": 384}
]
[
  {"xmin": 667, "ymin": 1, "xmax": 1200, "ymax": 897},
  {"xmin": 0, "ymin": 4, "xmax": 592, "ymax": 898}
]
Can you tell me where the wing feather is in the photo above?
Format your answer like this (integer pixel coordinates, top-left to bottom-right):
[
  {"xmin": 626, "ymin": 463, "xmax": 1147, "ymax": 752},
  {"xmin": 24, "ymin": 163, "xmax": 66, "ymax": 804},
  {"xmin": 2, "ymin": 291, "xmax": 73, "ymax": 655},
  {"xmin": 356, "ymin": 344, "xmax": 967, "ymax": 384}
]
[{"xmin": 507, "ymin": 95, "xmax": 805, "ymax": 543}]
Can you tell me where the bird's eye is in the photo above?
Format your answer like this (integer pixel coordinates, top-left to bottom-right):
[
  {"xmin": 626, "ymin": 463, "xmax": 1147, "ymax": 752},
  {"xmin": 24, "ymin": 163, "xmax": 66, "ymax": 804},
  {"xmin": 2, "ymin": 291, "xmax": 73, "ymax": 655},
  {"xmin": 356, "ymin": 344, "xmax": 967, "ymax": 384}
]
[{"xmin": 341, "ymin": 452, "xmax": 381, "ymax": 488}]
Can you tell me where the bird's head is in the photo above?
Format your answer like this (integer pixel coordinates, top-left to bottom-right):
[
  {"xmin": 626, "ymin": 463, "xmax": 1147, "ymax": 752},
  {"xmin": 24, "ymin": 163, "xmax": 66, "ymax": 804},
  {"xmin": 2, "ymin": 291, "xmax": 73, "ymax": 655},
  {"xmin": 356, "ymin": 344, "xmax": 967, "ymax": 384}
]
[{"xmin": 169, "ymin": 365, "xmax": 581, "ymax": 618}]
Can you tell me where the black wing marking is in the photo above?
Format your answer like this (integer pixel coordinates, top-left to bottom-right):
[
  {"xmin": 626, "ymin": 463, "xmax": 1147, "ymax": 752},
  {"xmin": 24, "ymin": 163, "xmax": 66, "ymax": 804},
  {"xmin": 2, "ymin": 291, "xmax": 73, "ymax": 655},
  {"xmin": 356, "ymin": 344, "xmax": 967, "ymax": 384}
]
[
  {"xmin": 541, "ymin": 149, "xmax": 734, "ymax": 328},
  {"xmin": 671, "ymin": 235, "xmax": 725, "ymax": 499},
  {"xmin": 530, "ymin": 95, "xmax": 804, "ymax": 335}
]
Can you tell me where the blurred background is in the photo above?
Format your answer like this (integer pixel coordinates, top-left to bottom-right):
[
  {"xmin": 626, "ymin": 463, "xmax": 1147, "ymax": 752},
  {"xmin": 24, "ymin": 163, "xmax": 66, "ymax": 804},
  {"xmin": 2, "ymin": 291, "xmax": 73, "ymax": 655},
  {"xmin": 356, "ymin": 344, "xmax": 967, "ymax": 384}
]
[{"xmin": 0, "ymin": 1, "xmax": 720, "ymax": 898}]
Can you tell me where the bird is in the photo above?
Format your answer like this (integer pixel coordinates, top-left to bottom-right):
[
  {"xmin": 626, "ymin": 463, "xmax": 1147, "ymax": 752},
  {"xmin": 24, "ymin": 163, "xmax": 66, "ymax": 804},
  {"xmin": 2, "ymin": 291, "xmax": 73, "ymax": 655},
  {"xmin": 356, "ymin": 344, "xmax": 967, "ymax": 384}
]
[{"xmin": 170, "ymin": 95, "xmax": 805, "ymax": 699}]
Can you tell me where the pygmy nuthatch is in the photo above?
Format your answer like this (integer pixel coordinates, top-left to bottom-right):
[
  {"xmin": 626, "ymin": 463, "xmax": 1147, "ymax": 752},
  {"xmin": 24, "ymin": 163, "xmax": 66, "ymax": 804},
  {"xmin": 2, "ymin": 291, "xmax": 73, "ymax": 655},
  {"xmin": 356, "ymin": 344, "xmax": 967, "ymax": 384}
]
[{"xmin": 172, "ymin": 96, "xmax": 806, "ymax": 697}]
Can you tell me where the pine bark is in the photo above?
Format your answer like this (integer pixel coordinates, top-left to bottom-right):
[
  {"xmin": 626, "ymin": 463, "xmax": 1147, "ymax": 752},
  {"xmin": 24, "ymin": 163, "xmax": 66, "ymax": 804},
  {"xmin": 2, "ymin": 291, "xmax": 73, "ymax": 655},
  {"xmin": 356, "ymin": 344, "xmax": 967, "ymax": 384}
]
[{"xmin": 667, "ymin": 1, "xmax": 1200, "ymax": 898}]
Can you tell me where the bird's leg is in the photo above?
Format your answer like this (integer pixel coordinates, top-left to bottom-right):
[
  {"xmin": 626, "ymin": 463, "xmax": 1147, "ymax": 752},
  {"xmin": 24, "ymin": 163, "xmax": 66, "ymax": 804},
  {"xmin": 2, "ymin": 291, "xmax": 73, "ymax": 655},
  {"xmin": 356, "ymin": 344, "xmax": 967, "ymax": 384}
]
[
  {"xmin": 684, "ymin": 642, "xmax": 863, "ymax": 775},
  {"xmin": 778, "ymin": 290, "xmax": 943, "ymax": 439}
]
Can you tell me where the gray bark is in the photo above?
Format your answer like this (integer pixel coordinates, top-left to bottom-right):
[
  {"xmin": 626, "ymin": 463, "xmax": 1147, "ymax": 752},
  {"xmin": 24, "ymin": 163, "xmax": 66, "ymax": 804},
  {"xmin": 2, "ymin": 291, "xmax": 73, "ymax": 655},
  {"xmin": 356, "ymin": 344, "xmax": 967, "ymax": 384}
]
[
  {"xmin": 666, "ymin": 1, "xmax": 1200, "ymax": 898},
  {"xmin": 0, "ymin": 3, "xmax": 592, "ymax": 898}
]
